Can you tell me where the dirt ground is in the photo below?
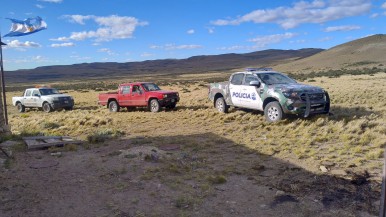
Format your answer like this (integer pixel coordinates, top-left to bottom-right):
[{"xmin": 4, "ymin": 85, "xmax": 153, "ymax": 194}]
[
  {"xmin": 2, "ymin": 73, "xmax": 386, "ymax": 216},
  {"xmin": 0, "ymin": 133, "xmax": 379, "ymax": 217}
]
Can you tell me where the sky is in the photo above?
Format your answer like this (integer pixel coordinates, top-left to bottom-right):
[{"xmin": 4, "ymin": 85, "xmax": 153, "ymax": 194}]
[{"xmin": 0, "ymin": 0, "xmax": 386, "ymax": 71}]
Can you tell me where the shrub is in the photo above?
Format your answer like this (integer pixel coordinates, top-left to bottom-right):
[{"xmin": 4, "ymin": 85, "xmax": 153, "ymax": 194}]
[{"xmin": 86, "ymin": 129, "xmax": 125, "ymax": 143}]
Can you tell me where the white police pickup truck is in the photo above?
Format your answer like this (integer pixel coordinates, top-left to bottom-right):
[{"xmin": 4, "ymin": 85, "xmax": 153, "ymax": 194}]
[
  {"xmin": 208, "ymin": 68, "xmax": 330, "ymax": 122},
  {"xmin": 12, "ymin": 87, "xmax": 74, "ymax": 113}
]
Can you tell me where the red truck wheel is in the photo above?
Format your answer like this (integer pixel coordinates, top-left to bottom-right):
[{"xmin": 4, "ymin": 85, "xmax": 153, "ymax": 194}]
[
  {"xmin": 108, "ymin": 101, "xmax": 120, "ymax": 112},
  {"xmin": 149, "ymin": 99, "xmax": 160, "ymax": 112}
]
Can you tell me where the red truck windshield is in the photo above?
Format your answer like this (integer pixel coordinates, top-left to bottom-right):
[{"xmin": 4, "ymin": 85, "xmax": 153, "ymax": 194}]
[{"xmin": 142, "ymin": 83, "xmax": 161, "ymax": 91}]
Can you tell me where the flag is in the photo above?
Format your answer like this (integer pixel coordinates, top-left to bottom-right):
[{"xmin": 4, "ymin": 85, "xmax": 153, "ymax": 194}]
[{"xmin": 3, "ymin": 16, "xmax": 47, "ymax": 37}]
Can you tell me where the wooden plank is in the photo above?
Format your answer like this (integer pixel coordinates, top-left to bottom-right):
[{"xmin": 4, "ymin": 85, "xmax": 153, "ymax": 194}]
[
  {"xmin": 44, "ymin": 138, "xmax": 62, "ymax": 143},
  {"xmin": 24, "ymin": 139, "xmax": 44, "ymax": 147},
  {"xmin": 23, "ymin": 136, "xmax": 83, "ymax": 150},
  {"xmin": 22, "ymin": 136, "xmax": 62, "ymax": 140}
]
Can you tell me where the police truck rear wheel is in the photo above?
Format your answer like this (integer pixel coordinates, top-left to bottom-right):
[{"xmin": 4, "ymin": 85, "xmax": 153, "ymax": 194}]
[
  {"xmin": 216, "ymin": 97, "xmax": 228, "ymax": 113},
  {"xmin": 264, "ymin": 101, "xmax": 283, "ymax": 122}
]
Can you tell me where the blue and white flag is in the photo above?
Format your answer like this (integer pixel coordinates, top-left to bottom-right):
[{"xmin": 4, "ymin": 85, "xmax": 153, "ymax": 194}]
[{"xmin": 3, "ymin": 16, "xmax": 47, "ymax": 37}]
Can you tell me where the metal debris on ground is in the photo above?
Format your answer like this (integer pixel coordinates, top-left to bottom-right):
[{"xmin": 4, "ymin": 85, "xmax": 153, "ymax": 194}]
[{"xmin": 22, "ymin": 136, "xmax": 82, "ymax": 150}]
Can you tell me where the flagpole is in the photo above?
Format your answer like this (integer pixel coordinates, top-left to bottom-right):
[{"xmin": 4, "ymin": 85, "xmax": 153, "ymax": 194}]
[{"xmin": 0, "ymin": 34, "xmax": 8, "ymax": 125}]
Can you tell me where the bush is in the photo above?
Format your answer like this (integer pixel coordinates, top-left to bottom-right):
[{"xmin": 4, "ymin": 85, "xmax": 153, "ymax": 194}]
[{"xmin": 87, "ymin": 129, "xmax": 125, "ymax": 143}]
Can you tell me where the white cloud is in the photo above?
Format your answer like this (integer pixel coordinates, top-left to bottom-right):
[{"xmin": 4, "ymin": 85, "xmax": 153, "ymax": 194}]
[
  {"xmin": 187, "ymin": 29, "xmax": 195, "ymax": 34},
  {"xmin": 318, "ymin": 36, "xmax": 332, "ymax": 42},
  {"xmin": 290, "ymin": 39, "xmax": 306, "ymax": 44},
  {"xmin": 12, "ymin": 55, "xmax": 49, "ymax": 64},
  {"xmin": 324, "ymin": 25, "xmax": 361, "ymax": 32},
  {"xmin": 50, "ymin": 37, "xmax": 70, "ymax": 42},
  {"xmin": 70, "ymin": 55, "xmax": 92, "ymax": 61},
  {"xmin": 150, "ymin": 44, "xmax": 203, "ymax": 50},
  {"xmin": 382, "ymin": 2, "xmax": 386, "ymax": 9},
  {"xmin": 211, "ymin": 0, "xmax": 371, "ymax": 29},
  {"xmin": 370, "ymin": 13, "xmax": 379, "ymax": 18},
  {"xmin": 36, "ymin": 4, "xmax": 44, "ymax": 8},
  {"xmin": 217, "ymin": 45, "xmax": 247, "ymax": 51},
  {"xmin": 248, "ymin": 32, "xmax": 297, "ymax": 48},
  {"xmin": 165, "ymin": 44, "xmax": 202, "ymax": 50},
  {"xmin": 149, "ymin": 45, "xmax": 162, "ymax": 49},
  {"xmin": 63, "ymin": 15, "xmax": 94, "ymax": 25},
  {"xmin": 98, "ymin": 48, "xmax": 115, "ymax": 55},
  {"xmin": 62, "ymin": 15, "xmax": 148, "ymax": 41},
  {"xmin": 38, "ymin": 0, "xmax": 62, "ymax": 3},
  {"xmin": 50, "ymin": 42, "xmax": 75, "ymax": 47},
  {"xmin": 5, "ymin": 40, "xmax": 41, "ymax": 48},
  {"xmin": 33, "ymin": 56, "xmax": 43, "ymax": 61},
  {"xmin": 141, "ymin": 52, "xmax": 154, "ymax": 57},
  {"xmin": 207, "ymin": 27, "xmax": 215, "ymax": 34}
]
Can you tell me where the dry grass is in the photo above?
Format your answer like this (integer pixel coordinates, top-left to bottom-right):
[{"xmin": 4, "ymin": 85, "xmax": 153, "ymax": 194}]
[{"xmin": 5, "ymin": 72, "xmax": 386, "ymax": 180}]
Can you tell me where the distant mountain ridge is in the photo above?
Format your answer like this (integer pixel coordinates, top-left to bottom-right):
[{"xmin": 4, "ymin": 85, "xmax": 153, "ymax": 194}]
[
  {"xmin": 275, "ymin": 34, "xmax": 386, "ymax": 72},
  {"xmin": 5, "ymin": 48, "xmax": 323, "ymax": 83},
  {"xmin": 7, "ymin": 34, "xmax": 386, "ymax": 84}
]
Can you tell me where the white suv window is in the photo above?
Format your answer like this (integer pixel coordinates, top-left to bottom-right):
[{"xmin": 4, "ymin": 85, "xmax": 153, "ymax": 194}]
[
  {"xmin": 32, "ymin": 90, "xmax": 40, "ymax": 96},
  {"xmin": 25, "ymin": 90, "xmax": 32, "ymax": 97}
]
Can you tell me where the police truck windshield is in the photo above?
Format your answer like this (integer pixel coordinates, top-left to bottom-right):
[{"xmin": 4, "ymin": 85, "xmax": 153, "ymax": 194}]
[{"xmin": 256, "ymin": 73, "xmax": 297, "ymax": 85}]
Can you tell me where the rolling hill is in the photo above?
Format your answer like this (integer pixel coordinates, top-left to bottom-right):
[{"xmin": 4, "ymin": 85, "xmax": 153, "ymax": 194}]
[
  {"xmin": 5, "ymin": 34, "xmax": 386, "ymax": 84},
  {"xmin": 275, "ymin": 34, "xmax": 386, "ymax": 73},
  {"xmin": 5, "ymin": 48, "xmax": 322, "ymax": 83}
]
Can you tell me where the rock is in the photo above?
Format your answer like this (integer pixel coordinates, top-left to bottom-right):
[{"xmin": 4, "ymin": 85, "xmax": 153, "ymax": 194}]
[
  {"xmin": 50, "ymin": 152, "xmax": 62, "ymax": 157},
  {"xmin": 330, "ymin": 169, "xmax": 347, "ymax": 176},
  {"xmin": 275, "ymin": 190, "xmax": 285, "ymax": 196},
  {"xmin": 321, "ymin": 161, "xmax": 335, "ymax": 167},
  {"xmin": 0, "ymin": 158, "xmax": 6, "ymax": 166},
  {"xmin": 320, "ymin": 165, "xmax": 328, "ymax": 173}
]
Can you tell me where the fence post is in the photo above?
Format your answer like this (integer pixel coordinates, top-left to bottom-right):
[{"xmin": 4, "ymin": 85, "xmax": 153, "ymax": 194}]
[{"xmin": 379, "ymin": 148, "xmax": 386, "ymax": 217}]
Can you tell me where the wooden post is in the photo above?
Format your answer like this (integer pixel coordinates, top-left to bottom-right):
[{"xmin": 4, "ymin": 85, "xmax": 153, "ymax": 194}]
[
  {"xmin": 380, "ymin": 148, "xmax": 386, "ymax": 217},
  {"xmin": 0, "ymin": 35, "xmax": 8, "ymax": 126}
]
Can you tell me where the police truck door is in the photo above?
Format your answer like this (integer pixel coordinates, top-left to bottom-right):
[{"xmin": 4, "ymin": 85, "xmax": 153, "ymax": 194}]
[
  {"xmin": 229, "ymin": 73, "xmax": 245, "ymax": 107},
  {"xmin": 242, "ymin": 74, "xmax": 263, "ymax": 110}
]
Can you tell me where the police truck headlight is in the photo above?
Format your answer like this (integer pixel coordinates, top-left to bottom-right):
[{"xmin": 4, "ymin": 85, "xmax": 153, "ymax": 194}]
[{"xmin": 282, "ymin": 91, "xmax": 300, "ymax": 99}]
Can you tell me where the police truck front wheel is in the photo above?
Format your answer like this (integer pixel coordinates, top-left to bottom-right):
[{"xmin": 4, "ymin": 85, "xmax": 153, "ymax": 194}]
[
  {"xmin": 264, "ymin": 101, "xmax": 284, "ymax": 122},
  {"xmin": 215, "ymin": 97, "xmax": 228, "ymax": 113}
]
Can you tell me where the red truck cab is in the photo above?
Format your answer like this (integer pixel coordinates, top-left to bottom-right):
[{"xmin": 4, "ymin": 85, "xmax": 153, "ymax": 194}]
[{"xmin": 98, "ymin": 82, "xmax": 179, "ymax": 112}]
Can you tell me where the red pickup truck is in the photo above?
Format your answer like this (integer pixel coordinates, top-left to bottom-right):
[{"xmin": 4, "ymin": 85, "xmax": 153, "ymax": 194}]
[{"xmin": 98, "ymin": 82, "xmax": 179, "ymax": 112}]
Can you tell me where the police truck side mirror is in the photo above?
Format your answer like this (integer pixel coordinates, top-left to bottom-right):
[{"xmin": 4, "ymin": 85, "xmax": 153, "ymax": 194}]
[{"xmin": 249, "ymin": 81, "xmax": 261, "ymax": 87}]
